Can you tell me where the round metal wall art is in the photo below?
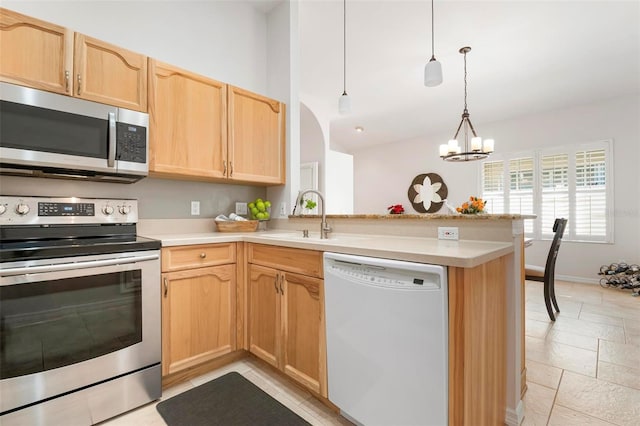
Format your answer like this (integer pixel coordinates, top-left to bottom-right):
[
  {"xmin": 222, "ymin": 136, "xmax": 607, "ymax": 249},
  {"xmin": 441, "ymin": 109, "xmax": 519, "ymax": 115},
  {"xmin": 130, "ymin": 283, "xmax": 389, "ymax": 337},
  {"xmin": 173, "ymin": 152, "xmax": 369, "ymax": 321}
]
[{"xmin": 407, "ymin": 173, "xmax": 448, "ymax": 213}]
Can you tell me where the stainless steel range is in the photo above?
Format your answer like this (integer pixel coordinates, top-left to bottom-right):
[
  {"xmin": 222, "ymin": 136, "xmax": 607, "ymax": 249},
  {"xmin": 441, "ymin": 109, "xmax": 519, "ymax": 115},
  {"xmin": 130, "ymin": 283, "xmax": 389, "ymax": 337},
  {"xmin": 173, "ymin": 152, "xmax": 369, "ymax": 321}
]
[{"xmin": 0, "ymin": 196, "xmax": 161, "ymax": 425}]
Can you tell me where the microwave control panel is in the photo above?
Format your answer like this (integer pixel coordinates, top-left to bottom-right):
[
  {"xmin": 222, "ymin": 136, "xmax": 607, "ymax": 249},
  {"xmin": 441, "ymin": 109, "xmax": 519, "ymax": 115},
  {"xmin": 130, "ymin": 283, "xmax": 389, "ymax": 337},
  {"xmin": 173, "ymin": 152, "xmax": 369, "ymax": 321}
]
[{"xmin": 116, "ymin": 122, "xmax": 147, "ymax": 164}]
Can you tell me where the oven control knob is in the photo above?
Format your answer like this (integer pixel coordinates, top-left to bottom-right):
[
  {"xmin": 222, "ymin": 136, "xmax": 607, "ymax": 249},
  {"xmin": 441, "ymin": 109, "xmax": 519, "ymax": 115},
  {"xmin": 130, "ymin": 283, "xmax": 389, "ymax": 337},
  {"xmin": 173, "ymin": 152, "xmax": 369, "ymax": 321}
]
[
  {"xmin": 0, "ymin": 204, "xmax": 6, "ymax": 215},
  {"xmin": 15, "ymin": 203, "xmax": 30, "ymax": 216},
  {"xmin": 119, "ymin": 205, "xmax": 131, "ymax": 215},
  {"xmin": 102, "ymin": 205, "xmax": 115, "ymax": 215}
]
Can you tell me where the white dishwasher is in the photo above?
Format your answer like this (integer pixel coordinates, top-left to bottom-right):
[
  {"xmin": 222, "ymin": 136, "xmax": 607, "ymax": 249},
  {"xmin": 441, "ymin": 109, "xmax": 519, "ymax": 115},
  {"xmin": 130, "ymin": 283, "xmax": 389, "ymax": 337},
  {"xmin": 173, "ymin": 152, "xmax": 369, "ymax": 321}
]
[{"xmin": 323, "ymin": 252, "xmax": 448, "ymax": 426}]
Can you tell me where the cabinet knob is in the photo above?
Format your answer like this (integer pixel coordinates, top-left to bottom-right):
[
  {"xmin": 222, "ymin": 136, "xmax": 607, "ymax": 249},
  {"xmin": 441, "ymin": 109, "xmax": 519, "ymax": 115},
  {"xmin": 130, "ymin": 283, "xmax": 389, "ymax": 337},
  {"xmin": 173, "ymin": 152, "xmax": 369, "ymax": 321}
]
[{"xmin": 200, "ymin": 252, "xmax": 206, "ymax": 259}]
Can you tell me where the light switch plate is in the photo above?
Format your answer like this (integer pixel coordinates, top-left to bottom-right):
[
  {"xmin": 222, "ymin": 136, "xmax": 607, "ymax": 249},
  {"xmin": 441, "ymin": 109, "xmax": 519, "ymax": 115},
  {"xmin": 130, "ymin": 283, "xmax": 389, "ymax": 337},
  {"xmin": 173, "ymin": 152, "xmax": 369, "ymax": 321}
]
[
  {"xmin": 235, "ymin": 202, "xmax": 248, "ymax": 215},
  {"xmin": 438, "ymin": 226, "xmax": 459, "ymax": 240},
  {"xmin": 191, "ymin": 201, "xmax": 200, "ymax": 216},
  {"xmin": 279, "ymin": 202, "xmax": 287, "ymax": 217}
]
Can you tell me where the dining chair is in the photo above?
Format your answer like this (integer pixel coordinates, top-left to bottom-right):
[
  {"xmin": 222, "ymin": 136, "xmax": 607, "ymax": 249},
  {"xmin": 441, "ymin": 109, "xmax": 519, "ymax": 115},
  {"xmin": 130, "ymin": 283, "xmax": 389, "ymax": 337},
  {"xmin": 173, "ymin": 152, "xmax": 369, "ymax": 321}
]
[{"xmin": 525, "ymin": 218, "xmax": 568, "ymax": 321}]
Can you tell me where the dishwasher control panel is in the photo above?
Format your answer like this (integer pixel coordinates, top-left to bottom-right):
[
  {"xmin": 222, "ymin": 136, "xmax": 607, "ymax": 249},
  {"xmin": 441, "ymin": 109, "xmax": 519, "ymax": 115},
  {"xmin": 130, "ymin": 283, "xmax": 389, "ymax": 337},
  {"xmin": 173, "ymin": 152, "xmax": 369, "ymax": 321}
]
[{"xmin": 326, "ymin": 261, "xmax": 441, "ymax": 289}]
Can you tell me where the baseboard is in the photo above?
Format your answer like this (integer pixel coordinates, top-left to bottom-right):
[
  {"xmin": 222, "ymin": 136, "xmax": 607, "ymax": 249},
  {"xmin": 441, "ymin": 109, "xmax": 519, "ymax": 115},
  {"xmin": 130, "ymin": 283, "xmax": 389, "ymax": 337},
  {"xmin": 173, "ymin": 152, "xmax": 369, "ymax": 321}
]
[
  {"xmin": 505, "ymin": 400, "xmax": 525, "ymax": 426},
  {"xmin": 555, "ymin": 274, "xmax": 600, "ymax": 285}
]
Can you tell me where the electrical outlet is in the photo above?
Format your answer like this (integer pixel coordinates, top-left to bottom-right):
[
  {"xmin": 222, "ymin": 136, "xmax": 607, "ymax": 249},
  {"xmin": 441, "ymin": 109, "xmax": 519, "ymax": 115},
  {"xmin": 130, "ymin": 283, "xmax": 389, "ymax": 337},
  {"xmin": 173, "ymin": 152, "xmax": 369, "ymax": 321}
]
[
  {"xmin": 190, "ymin": 201, "xmax": 200, "ymax": 216},
  {"xmin": 279, "ymin": 202, "xmax": 287, "ymax": 217},
  {"xmin": 438, "ymin": 227, "xmax": 459, "ymax": 240},
  {"xmin": 235, "ymin": 202, "xmax": 248, "ymax": 215}
]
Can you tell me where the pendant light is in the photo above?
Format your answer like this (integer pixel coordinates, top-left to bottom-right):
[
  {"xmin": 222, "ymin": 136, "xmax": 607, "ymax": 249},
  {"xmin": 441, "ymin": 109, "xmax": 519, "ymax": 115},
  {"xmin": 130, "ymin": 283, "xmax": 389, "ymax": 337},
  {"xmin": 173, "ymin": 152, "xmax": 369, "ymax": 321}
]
[
  {"xmin": 439, "ymin": 47, "xmax": 494, "ymax": 161},
  {"xmin": 424, "ymin": 0, "xmax": 442, "ymax": 87},
  {"xmin": 338, "ymin": 0, "xmax": 351, "ymax": 114}
]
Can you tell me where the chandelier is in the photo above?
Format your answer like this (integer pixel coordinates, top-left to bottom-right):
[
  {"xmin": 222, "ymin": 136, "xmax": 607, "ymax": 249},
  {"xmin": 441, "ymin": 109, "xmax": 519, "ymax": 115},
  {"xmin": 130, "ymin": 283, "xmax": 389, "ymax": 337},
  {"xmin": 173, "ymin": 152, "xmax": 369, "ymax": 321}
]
[{"xmin": 439, "ymin": 47, "xmax": 494, "ymax": 162}]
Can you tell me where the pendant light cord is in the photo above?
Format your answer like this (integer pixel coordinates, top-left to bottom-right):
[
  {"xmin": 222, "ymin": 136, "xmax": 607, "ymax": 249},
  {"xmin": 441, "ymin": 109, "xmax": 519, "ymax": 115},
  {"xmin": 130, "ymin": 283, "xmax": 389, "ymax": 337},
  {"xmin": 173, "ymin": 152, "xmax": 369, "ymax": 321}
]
[
  {"xmin": 343, "ymin": 0, "xmax": 347, "ymax": 95},
  {"xmin": 430, "ymin": 0, "xmax": 435, "ymax": 60}
]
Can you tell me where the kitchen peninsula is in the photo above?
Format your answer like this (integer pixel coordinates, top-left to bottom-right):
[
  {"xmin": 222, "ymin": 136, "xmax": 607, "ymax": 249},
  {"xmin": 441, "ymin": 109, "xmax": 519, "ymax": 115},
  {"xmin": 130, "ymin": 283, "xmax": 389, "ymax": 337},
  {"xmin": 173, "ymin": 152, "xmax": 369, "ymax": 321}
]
[{"xmin": 140, "ymin": 214, "xmax": 528, "ymax": 426}]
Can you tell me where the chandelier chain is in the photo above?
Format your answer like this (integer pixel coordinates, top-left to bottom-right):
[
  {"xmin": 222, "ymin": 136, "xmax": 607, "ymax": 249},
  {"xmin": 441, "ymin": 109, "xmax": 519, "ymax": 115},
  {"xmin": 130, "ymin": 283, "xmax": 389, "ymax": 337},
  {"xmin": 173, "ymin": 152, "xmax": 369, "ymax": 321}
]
[{"xmin": 463, "ymin": 50, "xmax": 468, "ymax": 111}]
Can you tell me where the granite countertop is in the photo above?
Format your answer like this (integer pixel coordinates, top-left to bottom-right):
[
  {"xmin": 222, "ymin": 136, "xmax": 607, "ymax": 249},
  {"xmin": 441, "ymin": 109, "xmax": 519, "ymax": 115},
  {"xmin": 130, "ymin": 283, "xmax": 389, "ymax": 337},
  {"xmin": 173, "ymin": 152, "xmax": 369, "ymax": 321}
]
[
  {"xmin": 288, "ymin": 213, "xmax": 535, "ymax": 220},
  {"xmin": 142, "ymin": 230, "xmax": 514, "ymax": 268}
]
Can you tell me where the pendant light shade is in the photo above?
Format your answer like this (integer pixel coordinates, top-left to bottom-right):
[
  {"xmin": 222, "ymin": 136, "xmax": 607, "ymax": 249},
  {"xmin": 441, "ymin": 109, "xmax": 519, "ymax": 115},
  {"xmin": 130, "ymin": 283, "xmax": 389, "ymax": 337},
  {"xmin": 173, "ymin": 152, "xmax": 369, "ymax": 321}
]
[
  {"xmin": 338, "ymin": 0, "xmax": 351, "ymax": 114},
  {"xmin": 339, "ymin": 92, "xmax": 351, "ymax": 114},
  {"xmin": 424, "ymin": 58, "xmax": 443, "ymax": 87},
  {"xmin": 424, "ymin": 0, "xmax": 442, "ymax": 87},
  {"xmin": 439, "ymin": 47, "xmax": 495, "ymax": 162}
]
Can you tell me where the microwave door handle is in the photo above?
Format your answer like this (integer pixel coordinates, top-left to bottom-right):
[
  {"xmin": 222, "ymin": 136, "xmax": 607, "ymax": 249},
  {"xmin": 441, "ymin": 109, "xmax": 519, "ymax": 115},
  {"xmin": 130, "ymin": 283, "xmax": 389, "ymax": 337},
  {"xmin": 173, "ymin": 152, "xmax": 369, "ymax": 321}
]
[{"xmin": 108, "ymin": 112, "xmax": 116, "ymax": 167}]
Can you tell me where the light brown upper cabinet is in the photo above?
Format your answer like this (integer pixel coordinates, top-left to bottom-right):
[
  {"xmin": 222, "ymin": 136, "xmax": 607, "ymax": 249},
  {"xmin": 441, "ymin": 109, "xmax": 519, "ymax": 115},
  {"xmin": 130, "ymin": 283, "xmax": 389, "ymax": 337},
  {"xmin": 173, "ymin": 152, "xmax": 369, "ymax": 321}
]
[
  {"xmin": 0, "ymin": 8, "xmax": 147, "ymax": 112},
  {"xmin": 148, "ymin": 60, "xmax": 227, "ymax": 179},
  {"xmin": 73, "ymin": 34, "xmax": 147, "ymax": 111},
  {"xmin": 148, "ymin": 65, "xmax": 286, "ymax": 185},
  {"xmin": 228, "ymin": 86, "xmax": 286, "ymax": 185},
  {"xmin": 0, "ymin": 8, "xmax": 72, "ymax": 94}
]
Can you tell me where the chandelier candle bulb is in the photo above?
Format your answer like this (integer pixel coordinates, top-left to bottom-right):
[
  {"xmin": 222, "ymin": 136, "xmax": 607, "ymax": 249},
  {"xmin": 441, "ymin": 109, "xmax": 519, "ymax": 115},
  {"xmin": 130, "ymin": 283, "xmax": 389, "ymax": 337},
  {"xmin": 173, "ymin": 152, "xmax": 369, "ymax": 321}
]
[
  {"xmin": 483, "ymin": 139, "xmax": 495, "ymax": 153},
  {"xmin": 448, "ymin": 139, "xmax": 459, "ymax": 151},
  {"xmin": 471, "ymin": 137, "xmax": 482, "ymax": 151},
  {"xmin": 439, "ymin": 144, "xmax": 449, "ymax": 157}
]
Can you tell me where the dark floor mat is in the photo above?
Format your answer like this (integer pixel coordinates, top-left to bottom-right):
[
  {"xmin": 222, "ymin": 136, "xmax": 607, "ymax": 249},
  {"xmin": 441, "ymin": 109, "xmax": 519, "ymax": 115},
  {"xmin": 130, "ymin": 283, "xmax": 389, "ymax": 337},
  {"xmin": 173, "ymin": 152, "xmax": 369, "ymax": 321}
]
[{"xmin": 156, "ymin": 371, "xmax": 311, "ymax": 426}]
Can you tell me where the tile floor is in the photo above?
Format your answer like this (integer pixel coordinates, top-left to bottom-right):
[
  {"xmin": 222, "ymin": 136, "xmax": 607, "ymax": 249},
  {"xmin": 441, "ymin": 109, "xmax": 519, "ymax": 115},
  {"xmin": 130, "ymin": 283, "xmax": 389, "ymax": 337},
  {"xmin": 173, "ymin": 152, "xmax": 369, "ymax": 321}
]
[
  {"xmin": 102, "ymin": 280, "xmax": 639, "ymax": 426},
  {"xmin": 523, "ymin": 280, "xmax": 640, "ymax": 426}
]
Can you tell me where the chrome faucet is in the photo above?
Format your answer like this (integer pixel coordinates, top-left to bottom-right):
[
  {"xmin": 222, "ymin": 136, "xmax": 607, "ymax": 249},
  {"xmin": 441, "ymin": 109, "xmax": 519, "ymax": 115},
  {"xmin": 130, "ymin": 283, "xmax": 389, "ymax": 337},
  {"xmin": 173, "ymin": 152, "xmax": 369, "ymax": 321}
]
[{"xmin": 295, "ymin": 189, "xmax": 331, "ymax": 239}]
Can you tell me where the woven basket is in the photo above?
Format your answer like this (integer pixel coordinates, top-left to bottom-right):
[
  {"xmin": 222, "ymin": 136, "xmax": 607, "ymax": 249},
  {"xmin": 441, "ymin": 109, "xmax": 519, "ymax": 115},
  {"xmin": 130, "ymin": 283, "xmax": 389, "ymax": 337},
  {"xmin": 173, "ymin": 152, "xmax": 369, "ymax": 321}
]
[{"xmin": 215, "ymin": 220, "xmax": 259, "ymax": 232}]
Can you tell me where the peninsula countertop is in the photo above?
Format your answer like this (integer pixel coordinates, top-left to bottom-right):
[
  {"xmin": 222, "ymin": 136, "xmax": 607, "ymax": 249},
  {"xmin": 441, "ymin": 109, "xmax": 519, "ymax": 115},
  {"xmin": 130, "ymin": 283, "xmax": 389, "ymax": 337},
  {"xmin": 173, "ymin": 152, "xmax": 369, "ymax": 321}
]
[{"xmin": 142, "ymin": 230, "xmax": 514, "ymax": 268}]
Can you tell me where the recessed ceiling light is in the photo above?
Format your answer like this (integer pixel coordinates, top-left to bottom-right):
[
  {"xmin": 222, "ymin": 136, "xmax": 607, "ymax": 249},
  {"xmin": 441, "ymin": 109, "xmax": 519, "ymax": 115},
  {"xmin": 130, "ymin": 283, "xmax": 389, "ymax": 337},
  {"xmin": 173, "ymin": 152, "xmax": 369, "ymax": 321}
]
[{"xmin": 355, "ymin": 126, "xmax": 364, "ymax": 132}]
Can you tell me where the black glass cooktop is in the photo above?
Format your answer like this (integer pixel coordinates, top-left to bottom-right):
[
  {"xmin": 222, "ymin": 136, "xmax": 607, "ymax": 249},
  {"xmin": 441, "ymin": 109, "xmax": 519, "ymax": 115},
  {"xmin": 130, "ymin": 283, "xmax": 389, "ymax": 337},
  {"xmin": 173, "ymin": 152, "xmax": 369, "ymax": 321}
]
[{"xmin": 0, "ymin": 224, "xmax": 160, "ymax": 262}]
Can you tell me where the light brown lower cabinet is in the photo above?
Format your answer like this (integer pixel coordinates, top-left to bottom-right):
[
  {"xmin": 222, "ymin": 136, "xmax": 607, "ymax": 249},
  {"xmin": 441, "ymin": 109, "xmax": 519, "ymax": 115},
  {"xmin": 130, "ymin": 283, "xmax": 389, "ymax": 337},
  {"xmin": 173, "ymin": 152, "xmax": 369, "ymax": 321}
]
[
  {"xmin": 248, "ymin": 244, "xmax": 327, "ymax": 397},
  {"xmin": 161, "ymin": 244, "xmax": 236, "ymax": 376}
]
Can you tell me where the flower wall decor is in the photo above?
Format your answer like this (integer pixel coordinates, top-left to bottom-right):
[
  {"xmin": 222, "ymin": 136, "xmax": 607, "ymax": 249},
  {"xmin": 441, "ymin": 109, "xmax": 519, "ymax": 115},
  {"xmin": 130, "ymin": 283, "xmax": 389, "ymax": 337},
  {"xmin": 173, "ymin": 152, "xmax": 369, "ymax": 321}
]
[
  {"xmin": 407, "ymin": 173, "xmax": 448, "ymax": 213},
  {"xmin": 456, "ymin": 196, "xmax": 485, "ymax": 214}
]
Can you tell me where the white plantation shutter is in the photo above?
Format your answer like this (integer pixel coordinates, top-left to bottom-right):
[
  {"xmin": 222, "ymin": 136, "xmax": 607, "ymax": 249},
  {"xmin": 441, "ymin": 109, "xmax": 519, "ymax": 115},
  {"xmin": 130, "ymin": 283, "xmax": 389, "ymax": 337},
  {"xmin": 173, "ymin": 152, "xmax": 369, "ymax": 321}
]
[
  {"xmin": 575, "ymin": 149, "xmax": 607, "ymax": 238},
  {"xmin": 482, "ymin": 161, "xmax": 504, "ymax": 214},
  {"xmin": 480, "ymin": 141, "xmax": 612, "ymax": 242},
  {"xmin": 540, "ymin": 154, "xmax": 569, "ymax": 236},
  {"xmin": 509, "ymin": 157, "xmax": 534, "ymax": 233}
]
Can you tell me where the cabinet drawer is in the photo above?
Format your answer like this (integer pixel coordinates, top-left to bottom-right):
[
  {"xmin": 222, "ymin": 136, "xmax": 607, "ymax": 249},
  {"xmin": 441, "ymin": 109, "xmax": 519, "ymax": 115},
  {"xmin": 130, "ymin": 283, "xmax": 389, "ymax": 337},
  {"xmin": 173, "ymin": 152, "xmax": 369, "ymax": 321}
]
[
  {"xmin": 162, "ymin": 243, "xmax": 236, "ymax": 272},
  {"xmin": 248, "ymin": 243, "xmax": 322, "ymax": 278}
]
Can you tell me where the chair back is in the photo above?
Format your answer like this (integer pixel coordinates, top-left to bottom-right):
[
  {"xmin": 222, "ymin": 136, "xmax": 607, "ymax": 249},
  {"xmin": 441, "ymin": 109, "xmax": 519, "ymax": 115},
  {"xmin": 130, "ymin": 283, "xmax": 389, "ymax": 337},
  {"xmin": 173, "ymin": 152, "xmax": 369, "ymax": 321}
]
[{"xmin": 544, "ymin": 218, "xmax": 568, "ymax": 279}]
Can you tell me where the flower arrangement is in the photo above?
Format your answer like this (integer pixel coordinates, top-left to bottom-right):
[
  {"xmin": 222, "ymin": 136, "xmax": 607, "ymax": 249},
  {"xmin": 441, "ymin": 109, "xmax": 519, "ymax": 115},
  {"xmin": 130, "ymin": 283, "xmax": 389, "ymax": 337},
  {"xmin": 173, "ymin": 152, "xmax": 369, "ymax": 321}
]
[
  {"xmin": 456, "ymin": 196, "xmax": 485, "ymax": 214},
  {"xmin": 387, "ymin": 204, "xmax": 405, "ymax": 214}
]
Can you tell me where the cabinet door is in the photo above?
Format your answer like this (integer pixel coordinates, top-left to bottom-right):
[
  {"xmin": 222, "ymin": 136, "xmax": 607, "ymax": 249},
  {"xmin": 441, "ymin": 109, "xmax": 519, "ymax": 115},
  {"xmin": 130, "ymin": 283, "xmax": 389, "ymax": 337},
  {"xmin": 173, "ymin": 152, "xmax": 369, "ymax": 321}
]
[
  {"xmin": 149, "ymin": 60, "xmax": 227, "ymax": 179},
  {"xmin": 228, "ymin": 86, "xmax": 285, "ymax": 185},
  {"xmin": 282, "ymin": 271, "xmax": 327, "ymax": 397},
  {"xmin": 248, "ymin": 264, "xmax": 280, "ymax": 368},
  {"xmin": 0, "ymin": 8, "xmax": 73, "ymax": 94},
  {"xmin": 162, "ymin": 264, "xmax": 236, "ymax": 376},
  {"xmin": 74, "ymin": 33, "xmax": 147, "ymax": 111}
]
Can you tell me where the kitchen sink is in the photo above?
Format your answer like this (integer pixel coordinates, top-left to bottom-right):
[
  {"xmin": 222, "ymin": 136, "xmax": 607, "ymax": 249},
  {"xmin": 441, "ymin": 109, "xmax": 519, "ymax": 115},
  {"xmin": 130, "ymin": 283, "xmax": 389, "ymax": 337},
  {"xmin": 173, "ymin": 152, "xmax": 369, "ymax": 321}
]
[{"xmin": 257, "ymin": 232, "xmax": 368, "ymax": 243}]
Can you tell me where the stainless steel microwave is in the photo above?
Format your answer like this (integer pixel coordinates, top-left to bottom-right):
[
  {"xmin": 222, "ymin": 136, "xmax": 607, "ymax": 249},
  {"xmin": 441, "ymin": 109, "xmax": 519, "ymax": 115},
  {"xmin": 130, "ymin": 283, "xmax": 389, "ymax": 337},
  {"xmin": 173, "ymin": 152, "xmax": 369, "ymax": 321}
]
[{"xmin": 0, "ymin": 82, "xmax": 148, "ymax": 183}]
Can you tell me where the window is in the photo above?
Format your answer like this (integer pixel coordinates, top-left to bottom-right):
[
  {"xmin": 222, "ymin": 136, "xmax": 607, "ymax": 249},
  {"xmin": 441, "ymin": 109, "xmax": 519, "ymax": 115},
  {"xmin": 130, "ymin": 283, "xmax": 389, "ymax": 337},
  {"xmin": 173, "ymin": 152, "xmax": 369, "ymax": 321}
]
[
  {"xmin": 481, "ymin": 161, "xmax": 504, "ymax": 214},
  {"xmin": 575, "ymin": 149, "xmax": 607, "ymax": 239},
  {"xmin": 509, "ymin": 157, "xmax": 534, "ymax": 234},
  {"xmin": 480, "ymin": 140, "xmax": 612, "ymax": 242}
]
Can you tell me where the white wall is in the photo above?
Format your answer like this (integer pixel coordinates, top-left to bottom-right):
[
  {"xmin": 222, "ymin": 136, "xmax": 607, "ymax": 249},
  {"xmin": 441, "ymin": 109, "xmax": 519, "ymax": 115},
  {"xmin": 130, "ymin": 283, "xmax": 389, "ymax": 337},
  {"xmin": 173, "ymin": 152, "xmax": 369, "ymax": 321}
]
[
  {"xmin": 353, "ymin": 95, "xmax": 640, "ymax": 282},
  {"xmin": 1, "ymin": 1, "xmax": 278, "ymax": 219},
  {"xmin": 326, "ymin": 150, "xmax": 354, "ymax": 214},
  {"xmin": 300, "ymin": 103, "xmax": 325, "ymax": 195},
  {"xmin": 266, "ymin": 0, "xmax": 299, "ymax": 218}
]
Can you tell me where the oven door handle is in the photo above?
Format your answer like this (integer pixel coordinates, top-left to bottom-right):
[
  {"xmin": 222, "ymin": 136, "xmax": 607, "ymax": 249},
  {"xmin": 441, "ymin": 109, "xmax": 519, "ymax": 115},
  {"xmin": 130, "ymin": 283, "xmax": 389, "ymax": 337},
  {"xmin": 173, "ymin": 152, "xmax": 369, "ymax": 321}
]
[{"xmin": 0, "ymin": 253, "xmax": 159, "ymax": 277}]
